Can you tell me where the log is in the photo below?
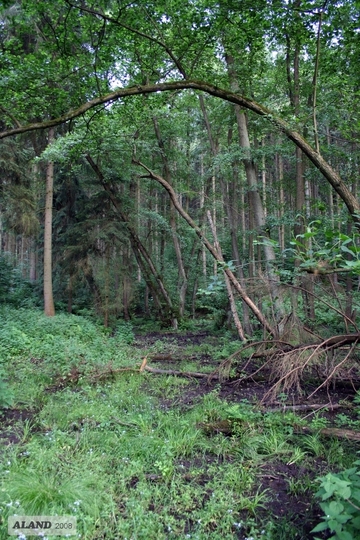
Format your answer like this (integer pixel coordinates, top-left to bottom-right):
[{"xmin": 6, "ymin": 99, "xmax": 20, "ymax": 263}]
[
  {"xmin": 297, "ymin": 425, "xmax": 360, "ymax": 442},
  {"xmin": 143, "ymin": 365, "xmax": 218, "ymax": 379},
  {"xmin": 199, "ymin": 417, "xmax": 360, "ymax": 442},
  {"xmin": 266, "ymin": 403, "xmax": 343, "ymax": 413}
]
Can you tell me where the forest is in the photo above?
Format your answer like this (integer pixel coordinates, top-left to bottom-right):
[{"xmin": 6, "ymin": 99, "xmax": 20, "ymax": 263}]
[{"xmin": 1, "ymin": 0, "xmax": 360, "ymax": 538}]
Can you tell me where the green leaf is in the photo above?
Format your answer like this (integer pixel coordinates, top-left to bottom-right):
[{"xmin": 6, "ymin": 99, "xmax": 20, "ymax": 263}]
[
  {"xmin": 311, "ymin": 521, "xmax": 329, "ymax": 533},
  {"xmin": 337, "ymin": 531, "xmax": 355, "ymax": 540},
  {"xmin": 340, "ymin": 245, "xmax": 356, "ymax": 256},
  {"xmin": 351, "ymin": 515, "xmax": 360, "ymax": 529},
  {"xmin": 328, "ymin": 500, "xmax": 344, "ymax": 515},
  {"xmin": 327, "ymin": 518, "xmax": 341, "ymax": 532}
]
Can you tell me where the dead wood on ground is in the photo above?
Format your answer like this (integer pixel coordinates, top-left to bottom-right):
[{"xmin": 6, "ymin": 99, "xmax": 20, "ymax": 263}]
[
  {"xmin": 214, "ymin": 332, "xmax": 360, "ymax": 402},
  {"xmin": 143, "ymin": 365, "xmax": 218, "ymax": 379},
  {"xmin": 265, "ymin": 403, "xmax": 344, "ymax": 413},
  {"xmin": 296, "ymin": 425, "xmax": 360, "ymax": 442},
  {"xmin": 86, "ymin": 357, "xmax": 218, "ymax": 384},
  {"xmin": 198, "ymin": 409, "xmax": 360, "ymax": 442}
]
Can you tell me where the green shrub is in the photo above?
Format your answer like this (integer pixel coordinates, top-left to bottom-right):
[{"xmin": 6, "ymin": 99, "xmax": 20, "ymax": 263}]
[
  {"xmin": 114, "ymin": 320, "xmax": 134, "ymax": 344},
  {"xmin": 312, "ymin": 460, "xmax": 360, "ymax": 539},
  {"xmin": 0, "ymin": 374, "xmax": 14, "ymax": 409}
]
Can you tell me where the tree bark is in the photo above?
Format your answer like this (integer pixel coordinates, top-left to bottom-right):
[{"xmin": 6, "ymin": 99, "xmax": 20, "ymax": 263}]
[
  {"xmin": 43, "ymin": 127, "xmax": 55, "ymax": 317},
  {"xmin": 207, "ymin": 210, "xmax": 246, "ymax": 341}
]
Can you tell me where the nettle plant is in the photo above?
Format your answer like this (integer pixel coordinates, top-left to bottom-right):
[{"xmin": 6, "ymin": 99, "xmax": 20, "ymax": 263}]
[
  {"xmin": 286, "ymin": 221, "xmax": 360, "ymax": 275},
  {"xmin": 312, "ymin": 460, "xmax": 360, "ymax": 540}
]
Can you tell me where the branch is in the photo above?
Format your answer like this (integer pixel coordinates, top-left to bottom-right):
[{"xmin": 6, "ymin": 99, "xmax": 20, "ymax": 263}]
[
  {"xmin": 133, "ymin": 158, "xmax": 275, "ymax": 336},
  {"xmin": 286, "ymin": 282, "xmax": 359, "ymax": 332},
  {"xmin": 311, "ymin": 8, "xmax": 323, "ymax": 153},
  {"xmin": 0, "ymin": 106, "xmax": 22, "ymax": 128},
  {"xmin": 297, "ymin": 425, "xmax": 360, "ymax": 442},
  {"xmin": 144, "ymin": 365, "xmax": 218, "ymax": 379},
  {"xmin": 64, "ymin": 0, "xmax": 187, "ymax": 78},
  {"xmin": 1, "ymin": 79, "xmax": 359, "ymax": 219},
  {"xmin": 307, "ymin": 340, "xmax": 359, "ymax": 399},
  {"xmin": 304, "ymin": 265, "xmax": 357, "ymax": 275},
  {"xmin": 200, "ymin": 416, "xmax": 360, "ymax": 442},
  {"xmin": 266, "ymin": 403, "xmax": 342, "ymax": 413}
]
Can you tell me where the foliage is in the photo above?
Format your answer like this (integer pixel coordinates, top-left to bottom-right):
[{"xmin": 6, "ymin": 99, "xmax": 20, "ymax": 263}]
[
  {"xmin": 0, "ymin": 0, "xmax": 360, "ymax": 335},
  {"xmin": 1, "ymin": 0, "xmax": 360, "ymax": 532},
  {"xmin": 114, "ymin": 320, "xmax": 135, "ymax": 344},
  {"xmin": 0, "ymin": 306, "xmax": 136, "ymax": 409},
  {"xmin": 0, "ymin": 255, "xmax": 36, "ymax": 308},
  {"xmin": 0, "ymin": 308, "xmax": 360, "ymax": 538},
  {"xmin": 312, "ymin": 461, "xmax": 360, "ymax": 540},
  {"xmin": 286, "ymin": 221, "xmax": 360, "ymax": 274},
  {"xmin": 0, "ymin": 373, "xmax": 13, "ymax": 409}
]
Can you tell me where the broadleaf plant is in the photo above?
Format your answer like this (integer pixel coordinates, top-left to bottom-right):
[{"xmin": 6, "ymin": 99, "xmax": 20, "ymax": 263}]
[{"xmin": 312, "ymin": 461, "xmax": 360, "ymax": 539}]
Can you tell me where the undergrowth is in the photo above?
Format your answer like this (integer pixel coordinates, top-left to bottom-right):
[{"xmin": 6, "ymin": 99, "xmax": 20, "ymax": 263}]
[{"xmin": 0, "ymin": 307, "xmax": 359, "ymax": 539}]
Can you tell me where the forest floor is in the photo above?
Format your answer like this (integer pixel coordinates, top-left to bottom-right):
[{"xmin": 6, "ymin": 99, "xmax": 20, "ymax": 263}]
[
  {"xmin": 132, "ymin": 329, "xmax": 359, "ymax": 539},
  {"xmin": 1, "ymin": 314, "xmax": 360, "ymax": 539}
]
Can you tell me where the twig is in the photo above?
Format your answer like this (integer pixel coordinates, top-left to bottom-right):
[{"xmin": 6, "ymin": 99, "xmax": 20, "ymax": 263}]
[
  {"xmin": 307, "ymin": 341, "xmax": 359, "ymax": 399},
  {"xmin": 89, "ymin": 366, "xmax": 139, "ymax": 381},
  {"xmin": 346, "ymin": 498, "xmax": 360, "ymax": 512}
]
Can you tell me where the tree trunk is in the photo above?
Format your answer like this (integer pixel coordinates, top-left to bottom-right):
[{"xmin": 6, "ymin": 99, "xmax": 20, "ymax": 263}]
[
  {"xmin": 224, "ymin": 53, "xmax": 285, "ymax": 330},
  {"xmin": 235, "ymin": 106, "xmax": 285, "ymax": 326},
  {"xmin": 85, "ymin": 154, "xmax": 177, "ymax": 327},
  {"xmin": 153, "ymin": 116, "xmax": 187, "ymax": 318},
  {"xmin": 199, "ymin": 94, "xmax": 252, "ymax": 335},
  {"xmin": 43, "ymin": 127, "xmax": 55, "ymax": 317},
  {"xmin": 103, "ymin": 243, "xmax": 110, "ymax": 327},
  {"xmin": 277, "ymin": 153, "xmax": 285, "ymax": 252},
  {"xmin": 29, "ymin": 238, "xmax": 37, "ymax": 282},
  {"xmin": 67, "ymin": 275, "xmax": 73, "ymax": 314},
  {"xmin": 207, "ymin": 210, "xmax": 246, "ymax": 341},
  {"xmin": 133, "ymin": 158, "xmax": 275, "ymax": 336},
  {"xmin": 227, "ymin": 128, "xmax": 252, "ymax": 335}
]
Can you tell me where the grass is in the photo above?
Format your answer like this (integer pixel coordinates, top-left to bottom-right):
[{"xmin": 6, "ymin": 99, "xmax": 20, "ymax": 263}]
[{"xmin": 0, "ymin": 307, "xmax": 359, "ymax": 539}]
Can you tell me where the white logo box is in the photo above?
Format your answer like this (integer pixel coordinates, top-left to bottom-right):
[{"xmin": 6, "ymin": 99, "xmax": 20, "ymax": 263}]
[{"xmin": 8, "ymin": 516, "xmax": 77, "ymax": 536}]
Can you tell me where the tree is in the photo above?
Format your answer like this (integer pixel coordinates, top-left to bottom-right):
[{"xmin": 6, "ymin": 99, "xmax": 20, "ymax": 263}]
[
  {"xmin": 43, "ymin": 128, "xmax": 55, "ymax": 316},
  {"xmin": 1, "ymin": 0, "xmax": 360, "ymax": 337}
]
